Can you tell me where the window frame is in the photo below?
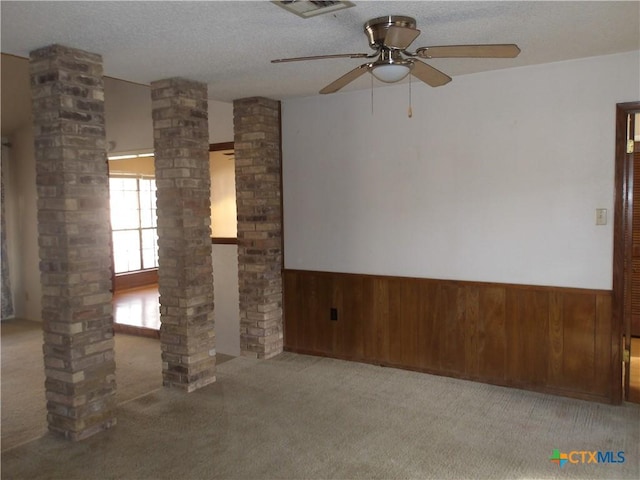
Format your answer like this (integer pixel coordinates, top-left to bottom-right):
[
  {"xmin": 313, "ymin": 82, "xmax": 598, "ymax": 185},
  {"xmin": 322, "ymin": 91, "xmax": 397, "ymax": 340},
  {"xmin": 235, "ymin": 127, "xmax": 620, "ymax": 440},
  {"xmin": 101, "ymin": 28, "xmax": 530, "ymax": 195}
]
[{"xmin": 109, "ymin": 174, "xmax": 158, "ymax": 275}]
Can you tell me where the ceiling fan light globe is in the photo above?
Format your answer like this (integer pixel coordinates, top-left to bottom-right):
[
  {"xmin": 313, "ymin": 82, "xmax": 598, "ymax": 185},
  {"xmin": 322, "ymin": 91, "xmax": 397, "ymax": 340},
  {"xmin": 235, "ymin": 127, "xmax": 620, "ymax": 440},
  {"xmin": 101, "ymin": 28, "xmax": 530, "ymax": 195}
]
[{"xmin": 371, "ymin": 64, "xmax": 411, "ymax": 83}]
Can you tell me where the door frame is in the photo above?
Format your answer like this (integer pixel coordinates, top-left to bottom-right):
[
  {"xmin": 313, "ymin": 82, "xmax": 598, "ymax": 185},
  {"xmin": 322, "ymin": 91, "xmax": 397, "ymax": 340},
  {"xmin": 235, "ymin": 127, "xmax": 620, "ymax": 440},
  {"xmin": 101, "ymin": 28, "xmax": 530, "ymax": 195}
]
[{"xmin": 612, "ymin": 101, "xmax": 640, "ymax": 402}]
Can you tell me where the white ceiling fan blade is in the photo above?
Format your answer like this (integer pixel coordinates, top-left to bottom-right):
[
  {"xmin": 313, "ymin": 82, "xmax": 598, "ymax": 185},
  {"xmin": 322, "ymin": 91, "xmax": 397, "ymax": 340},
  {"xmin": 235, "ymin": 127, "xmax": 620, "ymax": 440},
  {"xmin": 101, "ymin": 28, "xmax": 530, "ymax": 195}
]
[
  {"xmin": 384, "ymin": 25, "xmax": 421, "ymax": 50},
  {"xmin": 416, "ymin": 44, "xmax": 521, "ymax": 59},
  {"xmin": 319, "ymin": 64, "xmax": 370, "ymax": 94},
  {"xmin": 411, "ymin": 60, "xmax": 452, "ymax": 87}
]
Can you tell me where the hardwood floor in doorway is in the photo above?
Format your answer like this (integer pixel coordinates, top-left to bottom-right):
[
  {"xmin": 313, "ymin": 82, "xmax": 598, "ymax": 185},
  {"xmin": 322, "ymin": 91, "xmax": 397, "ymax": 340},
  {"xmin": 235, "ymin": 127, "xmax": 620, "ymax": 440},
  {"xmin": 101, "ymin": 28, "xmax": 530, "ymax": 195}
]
[{"xmin": 113, "ymin": 285, "xmax": 160, "ymax": 338}]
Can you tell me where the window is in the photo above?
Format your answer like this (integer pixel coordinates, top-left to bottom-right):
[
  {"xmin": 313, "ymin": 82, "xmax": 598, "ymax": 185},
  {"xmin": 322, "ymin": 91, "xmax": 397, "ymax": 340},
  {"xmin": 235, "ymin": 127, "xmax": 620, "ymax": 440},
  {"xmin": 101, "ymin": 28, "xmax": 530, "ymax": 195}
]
[{"xmin": 109, "ymin": 176, "xmax": 158, "ymax": 274}]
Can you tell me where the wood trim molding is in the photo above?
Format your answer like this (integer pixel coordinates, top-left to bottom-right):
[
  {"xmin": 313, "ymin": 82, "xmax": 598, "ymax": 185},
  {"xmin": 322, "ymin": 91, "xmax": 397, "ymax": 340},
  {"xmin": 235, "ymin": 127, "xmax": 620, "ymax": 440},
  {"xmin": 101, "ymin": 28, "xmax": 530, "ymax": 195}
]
[
  {"xmin": 613, "ymin": 101, "xmax": 640, "ymax": 403},
  {"xmin": 283, "ymin": 268, "xmax": 612, "ymax": 295},
  {"xmin": 209, "ymin": 141, "xmax": 234, "ymax": 152},
  {"xmin": 211, "ymin": 237, "xmax": 238, "ymax": 245}
]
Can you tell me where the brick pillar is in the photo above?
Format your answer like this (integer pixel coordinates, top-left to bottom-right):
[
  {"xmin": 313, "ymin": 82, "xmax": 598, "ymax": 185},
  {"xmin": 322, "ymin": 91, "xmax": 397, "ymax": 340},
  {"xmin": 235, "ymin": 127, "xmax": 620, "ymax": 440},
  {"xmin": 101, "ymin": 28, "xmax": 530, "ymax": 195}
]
[
  {"xmin": 234, "ymin": 97, "xmax": 283, "ymax": 359},
  {"xmin": 151, "ymin": 78, "xmax": 216, "ymax": 391},
  {"xmin": 30, "ymin": 44, "xmax": 116, "ymax": 440}
]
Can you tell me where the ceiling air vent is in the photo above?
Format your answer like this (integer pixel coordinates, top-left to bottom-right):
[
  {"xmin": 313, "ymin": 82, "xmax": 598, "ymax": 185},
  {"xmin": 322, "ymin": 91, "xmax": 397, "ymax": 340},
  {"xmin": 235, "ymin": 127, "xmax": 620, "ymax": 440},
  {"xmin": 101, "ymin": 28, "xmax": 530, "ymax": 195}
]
[{"xmin": 273, "ymin": 1, "xmax": 354, "ymax": 19}]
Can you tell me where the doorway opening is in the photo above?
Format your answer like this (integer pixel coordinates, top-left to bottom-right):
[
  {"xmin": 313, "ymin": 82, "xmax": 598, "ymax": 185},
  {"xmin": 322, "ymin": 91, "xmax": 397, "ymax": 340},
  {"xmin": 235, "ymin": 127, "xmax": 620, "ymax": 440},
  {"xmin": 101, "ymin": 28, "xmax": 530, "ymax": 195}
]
[
  {"xmin": 107, "ymin": 142, "xmax": 240, "ymax": 358},
  {"xmin": 107, "ymin": 151, "xmax": 160, "ymax": 337}
]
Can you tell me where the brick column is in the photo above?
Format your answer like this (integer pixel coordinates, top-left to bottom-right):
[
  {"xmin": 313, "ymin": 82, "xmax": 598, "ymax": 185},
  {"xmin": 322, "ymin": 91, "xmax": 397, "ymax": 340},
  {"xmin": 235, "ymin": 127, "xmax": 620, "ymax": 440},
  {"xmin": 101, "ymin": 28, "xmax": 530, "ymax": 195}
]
[
  {"xmin": 151, "ymin": 78, "xmax": 216, "ymax": 391},
  {"xmin": 30, "ymin": 44, "xmax": 116, "ymax": 440},
  {"xmin": 234, "ymin": 97, "xmax": 283, "ymax": 359}
]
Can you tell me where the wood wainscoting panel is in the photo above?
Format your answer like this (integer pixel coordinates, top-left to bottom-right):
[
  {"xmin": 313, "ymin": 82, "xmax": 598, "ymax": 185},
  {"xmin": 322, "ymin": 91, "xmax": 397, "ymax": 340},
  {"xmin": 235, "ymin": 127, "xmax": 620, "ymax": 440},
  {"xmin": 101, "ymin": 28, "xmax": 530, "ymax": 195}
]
[
  {"xmin": 332, "ymin": 274, "xmax": 367, "ymax": 359},
  {"xmin": 505, "ymin": 289, "xmax": 549, "ymax": 387},
  {"xmin": 595, "ymin": 294, "xmax": 613, "ymax": 396},
  {"xmin": 435, "ymin": 282, "xmax": 467, "ymax": 375},
  {"xmin": 369, "ymin": 277, "xmax": 390, "ymax": 364},
  {"xmin": 304, "ymin": 271, "xmax": 333, "ymax": 354},
  {"xmin": 283, "ymin": 270, "xmax": 616, "ymax": 403},
  {"xmin": 463, "ymin": 286, "xmax": 480, "ymax": 378},
  {"xmin": 477, "ymin": 286, "xmax": 507, "ymax": 383},
  {"xmin": 555, "ymin": 292, "xmax": 597, "ymax": 393},
  {"xmin": 388, "ymin": 278, "xmax": 419, "ymax": 369}
]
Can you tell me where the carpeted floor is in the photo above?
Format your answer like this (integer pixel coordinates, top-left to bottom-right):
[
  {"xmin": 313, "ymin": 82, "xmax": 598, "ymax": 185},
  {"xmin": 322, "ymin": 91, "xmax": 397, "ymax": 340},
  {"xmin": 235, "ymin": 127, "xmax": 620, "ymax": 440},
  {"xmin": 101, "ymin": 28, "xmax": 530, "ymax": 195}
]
[
  {"xmin": 1, "ymin": 319, "xmax": 165, "ymax": 450},
  {"xmin": 0, "ymin": 319, "xmax": 234, "ymax": 452},
  {"xmin": 1, "ymin": 319, "xmax": 639, "ymax": 479}
]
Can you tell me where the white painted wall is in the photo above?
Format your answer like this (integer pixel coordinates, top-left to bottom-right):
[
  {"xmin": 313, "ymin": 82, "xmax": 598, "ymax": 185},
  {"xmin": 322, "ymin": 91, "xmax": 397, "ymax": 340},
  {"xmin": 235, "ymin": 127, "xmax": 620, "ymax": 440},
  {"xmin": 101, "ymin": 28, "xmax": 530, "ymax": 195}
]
[
  {"xmin": 209, "ymin": 149, "xmax": 240, "ymax": 355},
  {"xmin": 104, "ymin": 78, "xmax": 153, "ymax": 153},
  {"xmin": 104, "ymin": 80, "xmax": 234, "ymax": 151},
  {"xmin": 282, "ymin": 52, "xmax": 640, "ymax": 290},
  {"xmin": 4, "ymin": 125, "xmax": 42, "ymax": 321},
  {"xmin": 210, "ymin": 152, "xmax": 238, "ymax": 238},
  {"xmin": 211, "ymin": 245, "xmax": 240, "ymax": 356},
  {"xmin": 208, "ymin": 100, "xmax": 234, "ymax": 145}
]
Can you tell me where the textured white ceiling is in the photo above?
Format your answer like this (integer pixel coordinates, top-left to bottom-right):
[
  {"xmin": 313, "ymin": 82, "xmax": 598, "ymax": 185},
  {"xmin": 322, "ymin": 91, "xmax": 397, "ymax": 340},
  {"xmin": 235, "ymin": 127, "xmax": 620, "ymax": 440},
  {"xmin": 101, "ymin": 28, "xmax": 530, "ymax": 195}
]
[{"xmin": 1, "ymin": 1, "xmax": 639, "ymax": 102}]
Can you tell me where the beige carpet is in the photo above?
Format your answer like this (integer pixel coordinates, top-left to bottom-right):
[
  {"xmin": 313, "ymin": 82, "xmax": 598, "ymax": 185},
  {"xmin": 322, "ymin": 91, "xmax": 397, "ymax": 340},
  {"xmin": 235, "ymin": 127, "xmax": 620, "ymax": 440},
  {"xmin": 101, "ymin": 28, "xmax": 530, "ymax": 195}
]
[
  {"xmin": 1, "ymin": 319, "xmax": 234, "ymax": 451},
  {"xmin": 1, "ymin": 320, "xmax": 639, "ymax": 479},
  {"xmin": 1, "ymin": 319, "xmax": 165, "ymax": 450}
]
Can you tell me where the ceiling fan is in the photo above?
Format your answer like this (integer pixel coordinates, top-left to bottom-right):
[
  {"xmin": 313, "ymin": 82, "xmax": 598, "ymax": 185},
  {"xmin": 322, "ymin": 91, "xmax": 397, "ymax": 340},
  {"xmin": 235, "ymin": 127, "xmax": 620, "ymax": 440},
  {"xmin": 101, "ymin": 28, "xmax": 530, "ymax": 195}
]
[{"xmin": 272, "ymin": 15, "xmax": 521, "ymax": 94}]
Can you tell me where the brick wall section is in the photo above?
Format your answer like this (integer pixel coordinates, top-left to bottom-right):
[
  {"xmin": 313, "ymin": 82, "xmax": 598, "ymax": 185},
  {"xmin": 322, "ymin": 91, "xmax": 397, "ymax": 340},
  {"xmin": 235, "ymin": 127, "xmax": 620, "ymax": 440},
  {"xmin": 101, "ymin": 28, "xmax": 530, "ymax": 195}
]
[
  {"xmin": 29, "ymin": 44, "xmax": 116, "ymax": 440},
  {"xmin": 151, "ymin": 78, "xmax": 216, "ymax": 391},
  {"xmin": 233, "ymin": 97, "xmax": 283, "ymax": 359}
]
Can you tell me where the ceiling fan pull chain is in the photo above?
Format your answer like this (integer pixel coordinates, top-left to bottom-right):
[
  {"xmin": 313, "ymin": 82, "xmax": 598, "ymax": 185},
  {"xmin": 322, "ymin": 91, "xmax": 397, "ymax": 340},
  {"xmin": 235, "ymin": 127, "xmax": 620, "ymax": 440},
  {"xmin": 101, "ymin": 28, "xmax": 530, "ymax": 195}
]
[
  {"xmin": 408, "ymin": 74, "xmax": 413, "ymax": 118},
  {"xmin": 371, "ymin": 74, "xmax": 374, "ymax": 116}
]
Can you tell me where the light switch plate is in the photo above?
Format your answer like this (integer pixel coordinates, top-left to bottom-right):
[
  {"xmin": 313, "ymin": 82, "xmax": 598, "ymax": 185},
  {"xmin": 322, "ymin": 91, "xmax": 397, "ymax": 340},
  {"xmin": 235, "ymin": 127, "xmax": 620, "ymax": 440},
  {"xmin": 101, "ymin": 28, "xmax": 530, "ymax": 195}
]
[{"xmin": 596, "ymin": 208, "xmax": 607, "ymax": 225}]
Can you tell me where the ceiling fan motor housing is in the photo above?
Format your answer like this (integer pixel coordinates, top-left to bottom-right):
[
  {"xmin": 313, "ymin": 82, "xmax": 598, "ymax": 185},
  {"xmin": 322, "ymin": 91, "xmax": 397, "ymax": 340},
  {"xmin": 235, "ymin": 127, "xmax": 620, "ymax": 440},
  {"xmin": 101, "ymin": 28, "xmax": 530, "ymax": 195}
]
[{"xmin": 364, "ymin": 15, "xmax": 417, "ymax": 50}]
